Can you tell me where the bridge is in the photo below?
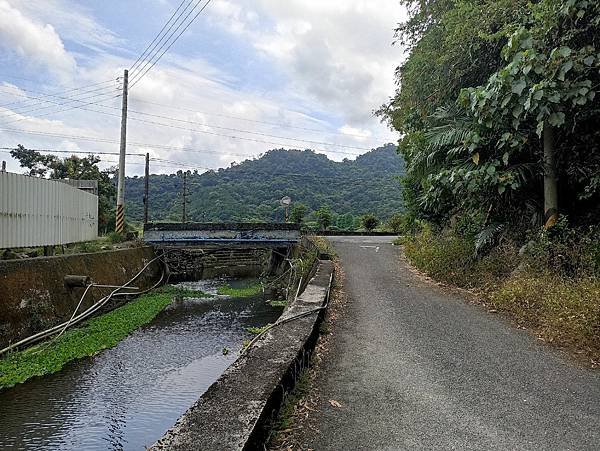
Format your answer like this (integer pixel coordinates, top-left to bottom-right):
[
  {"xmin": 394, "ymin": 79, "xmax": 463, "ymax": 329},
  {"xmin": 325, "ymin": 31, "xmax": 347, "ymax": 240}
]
[
  {"xmin": 143, "ymin": 222, "xmax": 300, "ymax": 246},
  {"xmin": 143, "ymin": 222, "xmax": 301, "ymax": 280}
]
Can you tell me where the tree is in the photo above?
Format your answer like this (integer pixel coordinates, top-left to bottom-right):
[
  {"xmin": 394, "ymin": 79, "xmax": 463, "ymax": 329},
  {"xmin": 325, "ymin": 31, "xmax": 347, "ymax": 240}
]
[
  {"xmin": 381, "ymin": 0, "xmax": 600, "ymax": 231},
  {"xmin": 387, "ymin": 213, "xmax": 405, "ymax": 233},
  {"xmin": 10, "ymin": 145, "xmax": 117, "ymax": 233},
  {"xmin": 290, "ymin": 203, "xmax": 308, "ymax": 224},
  {"xmin": 336, "ymin": 213, "xmax": 356, "ymax": 231},
  {"xmin": 315, "ymin": 205, "xmax": 332, "ymax": 230},
  {"xmin": 361, "ymin": 213, "xmax": 379, "ymax": 232}
]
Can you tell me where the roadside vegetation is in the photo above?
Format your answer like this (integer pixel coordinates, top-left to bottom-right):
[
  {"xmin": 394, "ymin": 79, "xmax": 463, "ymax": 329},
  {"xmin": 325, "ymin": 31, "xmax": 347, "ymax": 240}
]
[
  {"xmin": 0, "ymin": 285, "xmax": 207, "ymax": 390},
  {"xmin": 382, "ymin": 0, "xmax": 600, "ymax": 363}
]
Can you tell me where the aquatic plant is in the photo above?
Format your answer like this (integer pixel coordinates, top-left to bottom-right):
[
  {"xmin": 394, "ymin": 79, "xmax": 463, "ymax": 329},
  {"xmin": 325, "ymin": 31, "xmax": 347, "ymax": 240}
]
[
  {"xmin": 217, "ymin": 282, "xmax": 263, "ymax": 297},
  {"xmin": 0, "ymin": 286, "xmax": 201, "ymax": 390}
]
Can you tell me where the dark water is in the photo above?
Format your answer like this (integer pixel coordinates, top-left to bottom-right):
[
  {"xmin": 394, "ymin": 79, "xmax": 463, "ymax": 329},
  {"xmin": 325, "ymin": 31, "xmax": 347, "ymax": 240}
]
[{"xmin": 0, "ymin": 279, "xmax": 281, "ymax": 450}]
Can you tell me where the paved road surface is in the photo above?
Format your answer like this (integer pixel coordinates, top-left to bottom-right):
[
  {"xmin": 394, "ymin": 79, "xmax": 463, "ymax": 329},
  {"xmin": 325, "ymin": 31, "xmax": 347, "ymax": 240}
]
[{"xmin": 305, "ymin": 236, "xmax": 600, "ymax": 450}]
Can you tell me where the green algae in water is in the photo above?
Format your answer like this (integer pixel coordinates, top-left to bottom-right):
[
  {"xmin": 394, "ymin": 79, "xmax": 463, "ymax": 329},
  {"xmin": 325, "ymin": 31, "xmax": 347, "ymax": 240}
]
[
  {"xmin": 217, "ymin": 282, "xmax": 263, "ymax": 297},
  {"xmin": 0, "ymin": 285, "xmax": 201, "ymax": 390}
]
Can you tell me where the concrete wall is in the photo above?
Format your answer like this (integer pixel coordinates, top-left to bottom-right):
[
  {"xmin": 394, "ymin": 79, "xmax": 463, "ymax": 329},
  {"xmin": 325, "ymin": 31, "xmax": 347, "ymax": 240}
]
[
  {"xmin": 156, "ymin": 245, "xmax": 291, "ymax": 281},
  {"xmin": 151, "ymin": 259, "xmax": 334, "ymax": 451},
  {"xmin": 0, "ymin": 246, "xmax": 161, "ymax": 348}
]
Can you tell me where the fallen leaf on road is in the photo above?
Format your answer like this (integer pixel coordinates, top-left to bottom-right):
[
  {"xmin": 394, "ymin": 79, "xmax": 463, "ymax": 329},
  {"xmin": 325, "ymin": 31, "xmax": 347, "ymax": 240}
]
[{"xmin": 329, "ymin": 399, "xmax": 342, "ymax": 408}]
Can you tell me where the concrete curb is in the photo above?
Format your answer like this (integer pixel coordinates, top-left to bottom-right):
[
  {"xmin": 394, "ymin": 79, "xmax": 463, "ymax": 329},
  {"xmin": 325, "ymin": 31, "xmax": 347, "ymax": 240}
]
[{"xmin": 151, "ymin": 260, "xmax": 334, "ymax": 451}]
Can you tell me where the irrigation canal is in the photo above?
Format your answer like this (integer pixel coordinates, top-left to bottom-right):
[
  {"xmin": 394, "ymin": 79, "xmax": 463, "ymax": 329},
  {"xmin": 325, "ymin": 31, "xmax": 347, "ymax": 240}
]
[{"xmin": 0, "ymin": 278, "xmax": 282, "ymax": 450}]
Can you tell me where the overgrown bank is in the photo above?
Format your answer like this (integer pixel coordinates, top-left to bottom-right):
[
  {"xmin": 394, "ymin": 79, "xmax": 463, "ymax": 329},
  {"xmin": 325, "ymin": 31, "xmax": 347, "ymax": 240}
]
[
  {"xmin": 398, "ymin": 221, "xmax": 600, "ymax": 364},
  {"xmin": 0, "ymin": 286, "xmax": 206, "ymax": 390}
]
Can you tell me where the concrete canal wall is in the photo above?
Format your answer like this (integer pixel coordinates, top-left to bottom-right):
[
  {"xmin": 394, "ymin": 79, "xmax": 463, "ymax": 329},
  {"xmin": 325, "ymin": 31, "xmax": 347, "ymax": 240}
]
[
  {"xmin": 152, "ymin": 259, "xmax": 334, "ymax": 451},
  {"xmin": 0, "ymin": 246, "xmax": 161, "ymax": 348}
]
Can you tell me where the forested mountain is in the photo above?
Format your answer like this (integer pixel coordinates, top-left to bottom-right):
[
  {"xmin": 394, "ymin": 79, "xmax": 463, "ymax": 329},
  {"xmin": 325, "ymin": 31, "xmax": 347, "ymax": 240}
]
[{"xmin": 124, "ymin": 144, "xmax": 404, "ymax": 225}]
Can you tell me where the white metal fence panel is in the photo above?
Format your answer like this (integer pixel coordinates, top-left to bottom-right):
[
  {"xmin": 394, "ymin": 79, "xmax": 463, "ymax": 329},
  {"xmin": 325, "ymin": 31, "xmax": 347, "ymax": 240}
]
[{"xmin": 0, "ymin": 172, "xmax": 98, "ymax": 248}]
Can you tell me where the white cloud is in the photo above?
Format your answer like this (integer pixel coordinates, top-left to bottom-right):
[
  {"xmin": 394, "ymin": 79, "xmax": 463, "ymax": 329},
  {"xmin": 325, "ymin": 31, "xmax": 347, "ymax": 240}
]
[
  {"xmin": 208, "ymin": 0, "xmax": 406, "ymax": 127},
  {"xmin": 0, "ymin": 0, "xmax": 76, "ymax": 82},
  {"xmin": 0, "ymin": 0, "xmax": 403, "ymax": 177},
  {"xmin": 5, "ymin": 0, "xmax": 119, "ymax": 51}
]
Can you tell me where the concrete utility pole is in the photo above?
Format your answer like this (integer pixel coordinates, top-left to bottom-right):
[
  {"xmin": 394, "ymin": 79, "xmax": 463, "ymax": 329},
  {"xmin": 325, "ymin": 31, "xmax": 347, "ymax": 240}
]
[
  {"xmin": 115, "ymin": 69, "xmax": 129, "ymax": 234},
  {"xmin": 182, "ymin": 171, "xmax": 187, "ymax": 223},
  {"xmin": 143, "ymin": 152, "xmax": 149, "ymax": 224}
]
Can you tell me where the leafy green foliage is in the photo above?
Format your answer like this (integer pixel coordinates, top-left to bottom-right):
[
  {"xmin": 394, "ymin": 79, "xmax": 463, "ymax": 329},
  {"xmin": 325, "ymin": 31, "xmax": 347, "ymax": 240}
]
[
  {"xmin": 290, "ymin": 203, "xmax": 307, "ymax": 224},
  {"xmin": 267, "ymin": 299, "xmax": 287, "ymax": 308},
  {"xmin": 381, "ymin": 0, "xmax": 600, "ymax": 231},
  {"xmin": 360, "ymin": 213, "xmax": 379, "ymax": 231},
  {"xmin": 124, "ymin": 145, "xmax": 404, "ymax": 225},
  {"xmin": 315, "ymin": 205, "xmax": 333, "ymax": 230}
]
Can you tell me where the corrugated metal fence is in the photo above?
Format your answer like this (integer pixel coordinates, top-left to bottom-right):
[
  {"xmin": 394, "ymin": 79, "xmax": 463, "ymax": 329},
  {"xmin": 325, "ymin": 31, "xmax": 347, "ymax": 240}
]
[{"xmin": 0, "ymin": 172, "xmax": 98, "ymax": 248}]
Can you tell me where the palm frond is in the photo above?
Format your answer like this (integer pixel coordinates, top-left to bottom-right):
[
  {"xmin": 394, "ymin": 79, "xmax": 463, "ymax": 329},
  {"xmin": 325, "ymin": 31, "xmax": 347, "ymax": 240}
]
[{"xmin": 475, "ymin": 222, "xmax": 505, "ymax": 255}]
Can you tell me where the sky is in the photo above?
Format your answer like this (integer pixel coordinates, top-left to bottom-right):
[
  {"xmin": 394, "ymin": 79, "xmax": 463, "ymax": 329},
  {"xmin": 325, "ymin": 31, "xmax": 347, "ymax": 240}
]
[{"xmin": 0, "ymin": 0, "xmax": 406, "ymax": 175}]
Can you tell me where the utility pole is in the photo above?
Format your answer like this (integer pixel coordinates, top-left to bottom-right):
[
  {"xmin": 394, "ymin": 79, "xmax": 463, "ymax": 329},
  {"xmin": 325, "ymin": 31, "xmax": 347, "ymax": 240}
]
[
  {"xmin": 143, "ymin": 152, "xmax": 149, "ymax": 224},
  {"xmin": 1, "ymin": 161, "xmax": 5, "ymax": 172},
  {"xmin": 182, "ymin": 171, "xmax": 187, "ymax": 223},
  {"xmin": 115, "ymin": 69, "xmax": 129, "ymax": 234}
]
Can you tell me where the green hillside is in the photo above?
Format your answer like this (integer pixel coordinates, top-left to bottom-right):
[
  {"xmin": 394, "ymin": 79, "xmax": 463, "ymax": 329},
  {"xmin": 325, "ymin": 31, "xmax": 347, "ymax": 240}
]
[{"xmin": 124, "ymin": 144, "xmax": 404, "ymax": 226}]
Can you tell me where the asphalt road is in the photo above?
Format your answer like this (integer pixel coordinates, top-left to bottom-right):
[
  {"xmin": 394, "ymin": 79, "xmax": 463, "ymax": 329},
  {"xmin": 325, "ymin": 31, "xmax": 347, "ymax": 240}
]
[{"xmin": 305, "ymin": 236, "xmax": 600, "ymax": 450}]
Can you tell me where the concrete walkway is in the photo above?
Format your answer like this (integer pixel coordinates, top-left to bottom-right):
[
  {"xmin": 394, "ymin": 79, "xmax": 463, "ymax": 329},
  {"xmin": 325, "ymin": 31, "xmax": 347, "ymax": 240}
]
[{"xmin": 303, "ymin": 236, "xmax": 600, "ymax": 450}]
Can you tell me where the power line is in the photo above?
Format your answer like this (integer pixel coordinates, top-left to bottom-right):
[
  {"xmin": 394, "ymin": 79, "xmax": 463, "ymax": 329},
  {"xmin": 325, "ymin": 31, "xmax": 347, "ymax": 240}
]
[
  {"xmin": 0, "ymin": 124, "xmax": 375, "ymax": 163},
  {"xmin": 132, "ymin": 98, "xmax": 387, "ymax": 140},
  {"xmin": 129, "ymin": 0, "xmax": 213, "ymax": 89},
  {"xmin": 1, "ymin": 91, "xmax": 374, "ymax": 154},
  {"xmin": 0, "ymin": 127, "xmax": 257, "ymax": 158},
  {"xmin": 0, "ymin": 86, "xmax": 119, "ymax": 120},
  {"xmin": 0, "ymin": 92, "xmax": 121, "ymax": 126},
  {"xmin": 127, "ymin": 108, "xmax": 375, "ymax": 151},
  {"xmin": 0, "ymin": 147, "xmax": 400, "ymax": 181},
  {"xmin": 0, "ymin": 147, "xmax": 145, "ymax": 157},
  {"xmin": 0, "ymin": 79, "xmax": 117, "ymax": 111},
  {"xmin": 129, "ymin": 0, "xmax": 192, "ymax": 74},
  {"xmin": 125, "ymin": 114, "xmax": 367, "ymax": 156},
  {"xmin": 0, "ymin": 96, "xmax": 370, "ymax": 156}
]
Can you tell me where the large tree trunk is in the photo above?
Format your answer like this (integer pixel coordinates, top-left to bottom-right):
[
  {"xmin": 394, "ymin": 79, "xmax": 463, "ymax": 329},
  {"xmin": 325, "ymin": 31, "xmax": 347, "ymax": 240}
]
[{"xmin": 543, "ymin": 123, "xmax": 558, "ymax": 228}]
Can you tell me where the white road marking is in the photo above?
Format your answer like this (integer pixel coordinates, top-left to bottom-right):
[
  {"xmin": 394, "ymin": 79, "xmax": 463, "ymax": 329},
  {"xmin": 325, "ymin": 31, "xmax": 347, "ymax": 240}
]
[{"xmin": 360, "ymin": 245, "xmax": 380, "ymax": 252}]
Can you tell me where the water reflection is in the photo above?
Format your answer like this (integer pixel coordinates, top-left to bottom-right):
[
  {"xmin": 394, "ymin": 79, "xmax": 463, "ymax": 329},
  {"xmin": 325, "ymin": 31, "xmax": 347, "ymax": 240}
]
[{"xmin": 0, "ymin": 279, "xmax": 281, "ymax": 450}]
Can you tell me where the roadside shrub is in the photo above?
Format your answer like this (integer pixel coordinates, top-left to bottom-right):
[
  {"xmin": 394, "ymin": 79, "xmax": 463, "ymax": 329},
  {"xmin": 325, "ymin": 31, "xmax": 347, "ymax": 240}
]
[
  {"xmin": 404, "ymin": 223, "xmax": 521, "ymax": 289},
  {"xmin": 521, "ymin": 217, "xmax": 600, "ymax": 279},
  {"xmin": 403, "ymin": 224, "xmax": 476, "ymax": 287},
  {"xmin": 387, "ymin": 213, "xmax": 405, "ymax": 233}
]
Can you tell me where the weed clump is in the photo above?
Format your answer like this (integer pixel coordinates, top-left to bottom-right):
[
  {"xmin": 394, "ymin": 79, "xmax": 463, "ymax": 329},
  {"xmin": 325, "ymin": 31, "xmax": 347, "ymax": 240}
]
[{"xmin": 246, "ymin": 324, "xmax": 272, "ymax": 335}]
